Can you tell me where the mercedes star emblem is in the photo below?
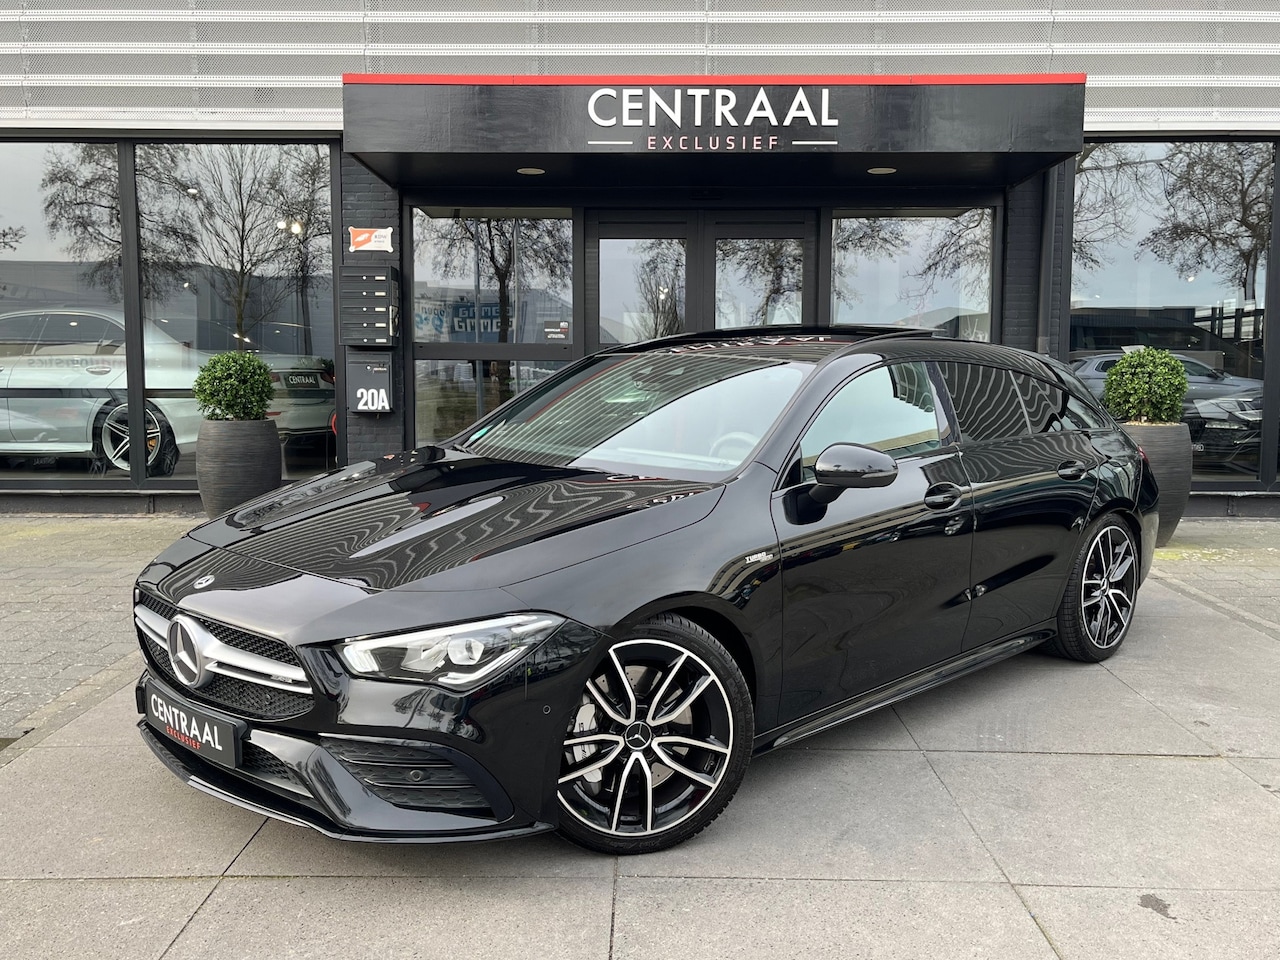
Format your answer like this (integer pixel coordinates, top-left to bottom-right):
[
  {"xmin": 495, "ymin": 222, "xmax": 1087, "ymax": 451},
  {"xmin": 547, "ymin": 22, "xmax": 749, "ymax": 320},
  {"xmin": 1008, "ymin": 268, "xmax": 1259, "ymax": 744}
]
[
  {"xmin": 193, "ymin": 575, "xmax": 216, "ymax": 589},
  {"xmin": 166, "ymin": 615, "xmax": 212, "ymax": 689}
]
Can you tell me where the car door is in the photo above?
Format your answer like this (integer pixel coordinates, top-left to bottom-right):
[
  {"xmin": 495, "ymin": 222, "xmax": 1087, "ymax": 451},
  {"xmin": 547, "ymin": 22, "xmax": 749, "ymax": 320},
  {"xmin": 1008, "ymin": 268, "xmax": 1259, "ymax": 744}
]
[
  {"xmin": 1179, "ymin": 356, "xmax": 1222, "ymax": 402},
  {"xmin": 0, "ymin": 312, "xmax": 50, "ymax": 444},
  {"xmin": 771, "ymin": 360, "xmax": 974, "ymax": 723},
  {"xmin": 937, "ymin": 362, "xmax": 1103, "ymax": 649},
  {"xmin": 7, "ymin": 311, "xmax": 126, "ymax": 449}
]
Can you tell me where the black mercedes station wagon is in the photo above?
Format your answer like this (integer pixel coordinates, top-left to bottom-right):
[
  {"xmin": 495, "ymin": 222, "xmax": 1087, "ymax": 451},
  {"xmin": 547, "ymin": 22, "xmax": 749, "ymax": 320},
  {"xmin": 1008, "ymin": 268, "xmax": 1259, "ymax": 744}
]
[{"xmin": 135, "ymin": 328, "xmax": 1159, "ymax": 855}]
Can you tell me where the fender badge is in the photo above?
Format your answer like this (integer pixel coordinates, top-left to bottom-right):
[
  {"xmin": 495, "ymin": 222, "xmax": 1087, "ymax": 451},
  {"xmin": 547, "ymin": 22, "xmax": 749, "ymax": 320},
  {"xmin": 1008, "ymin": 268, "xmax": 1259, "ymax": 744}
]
[{"xmin": 193, "ymin": 575, "xmax": 216, "ymax": 589}]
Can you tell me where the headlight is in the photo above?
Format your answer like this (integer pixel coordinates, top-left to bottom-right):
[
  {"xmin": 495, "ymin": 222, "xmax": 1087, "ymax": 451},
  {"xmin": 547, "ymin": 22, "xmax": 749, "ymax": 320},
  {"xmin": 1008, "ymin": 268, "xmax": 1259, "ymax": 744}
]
[{"xmin": 336, "ymin": 613, "xmax": 564, "ymax": 689}]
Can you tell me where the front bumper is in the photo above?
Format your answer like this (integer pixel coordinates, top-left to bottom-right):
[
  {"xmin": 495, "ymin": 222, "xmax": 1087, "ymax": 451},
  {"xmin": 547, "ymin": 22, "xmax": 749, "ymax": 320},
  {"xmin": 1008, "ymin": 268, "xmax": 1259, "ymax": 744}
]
[{"xmin": 136, "ymin": 672, "xmax": 555, "ymax": 842}]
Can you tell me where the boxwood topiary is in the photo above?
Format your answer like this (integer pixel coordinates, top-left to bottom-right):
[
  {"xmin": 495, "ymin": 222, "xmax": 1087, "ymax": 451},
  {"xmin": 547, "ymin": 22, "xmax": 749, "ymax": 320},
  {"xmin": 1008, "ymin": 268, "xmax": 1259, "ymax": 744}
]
[
  {"xmin": 191, "ymin": 351, "xmax": 276, "ymax": 421},
  {"xmin": 1101, "ymin": 347, "xmax": 1188, "ymax": 424}
]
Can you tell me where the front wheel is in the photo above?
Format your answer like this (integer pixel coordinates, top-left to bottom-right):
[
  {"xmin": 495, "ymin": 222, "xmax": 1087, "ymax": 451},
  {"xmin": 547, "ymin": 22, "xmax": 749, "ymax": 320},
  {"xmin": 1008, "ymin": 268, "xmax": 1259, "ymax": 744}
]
[
  {"xmin": 1047, "ymin": 513, "xmax": 1139, "ymax": 662},
  {"xmin": 93, "ymin": 402, "xmax": 178, "ymax": 476},
  {"xmin": 556, "ymin": 614, "xmax": 753, "ymax": 855}
]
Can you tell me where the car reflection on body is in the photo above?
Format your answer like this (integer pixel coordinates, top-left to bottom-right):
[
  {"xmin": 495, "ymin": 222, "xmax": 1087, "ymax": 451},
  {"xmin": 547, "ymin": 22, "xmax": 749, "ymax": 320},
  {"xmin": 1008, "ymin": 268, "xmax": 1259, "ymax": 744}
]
[
  {"xmin": 133, "ymin": 326, "xmax": 1159, "ymax": 854},
  {"xmin": 1072, "ymin": 351, "xmax": 1262, "ymax": 404},
  {"xmin": 0, "ymin": 307, "xmax": 334, "ymax": 474},
  {"xmin": 1186, "ymin": 392, "xmax": 1263, "ymax": 474}
]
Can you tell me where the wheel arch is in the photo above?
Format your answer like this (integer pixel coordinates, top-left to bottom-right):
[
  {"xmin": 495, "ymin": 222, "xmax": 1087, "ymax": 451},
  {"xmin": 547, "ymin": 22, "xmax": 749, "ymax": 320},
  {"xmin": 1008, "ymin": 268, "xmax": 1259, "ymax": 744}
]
[{"xmin": 611, "ymin": 596, "xmax": 761, "ymax": 704}]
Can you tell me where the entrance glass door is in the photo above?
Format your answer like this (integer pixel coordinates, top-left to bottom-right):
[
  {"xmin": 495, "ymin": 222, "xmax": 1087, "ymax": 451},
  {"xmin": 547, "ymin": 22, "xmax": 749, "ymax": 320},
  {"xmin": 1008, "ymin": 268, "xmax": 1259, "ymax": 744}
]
[{"xmin": 589, "ymin": 211, "xmax": 817, "ymax": 345}]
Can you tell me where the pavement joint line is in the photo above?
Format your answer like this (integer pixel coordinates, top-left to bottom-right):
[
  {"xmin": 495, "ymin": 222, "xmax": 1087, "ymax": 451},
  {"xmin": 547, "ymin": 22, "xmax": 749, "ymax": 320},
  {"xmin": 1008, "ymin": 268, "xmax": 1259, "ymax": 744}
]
[
  {"xmin": 1150, "ymin": 569, "xmax": 1280, "ymax": 641},
  {"xmin": 157, "ymin": 875, "xmax": 224, "ymax": 960},
  {"xmin": 7, "ymin": 875, "xmax": 1280, "ymax": 889},
  {"xmin": 0, "ymin": 651, "xmax": 142, "ymax": 768},
  {"xmin": 913, "ymin": 732, "xmax": 1057, "ymax": 956},
  {"xmin": 607, "ymin": 852, "xmax": 620, "ymax": 960}
]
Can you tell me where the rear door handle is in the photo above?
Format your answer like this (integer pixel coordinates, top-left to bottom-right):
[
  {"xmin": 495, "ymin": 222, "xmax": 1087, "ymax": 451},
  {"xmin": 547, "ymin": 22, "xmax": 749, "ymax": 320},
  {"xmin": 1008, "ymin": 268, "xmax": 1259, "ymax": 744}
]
[
  {"xmin": 923, "ymin": 481, "xmax": 967, "ymax": 510},
  {"xmin": 86, "ymin": 365, "xmax": 113, "ymax": 375},
  {"xmin": 1056, "ymin": 460, "xmax": 1089, "ymax": 481}
]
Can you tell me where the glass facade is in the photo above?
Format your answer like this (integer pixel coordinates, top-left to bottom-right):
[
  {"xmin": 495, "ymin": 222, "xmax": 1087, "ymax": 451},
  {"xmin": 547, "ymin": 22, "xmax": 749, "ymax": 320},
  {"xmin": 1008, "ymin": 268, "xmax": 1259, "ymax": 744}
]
[
  {"xmin": 413, "ymin": 212, "xmax": 573, "ymax": 347},
  {"xmin": 831, "ymin": 211, "xmax": 994, "ymax": 341},
  {"xmin": 1070, "ymin": 141, "xmax": 1274, "ymax": 481},
  {"xmin": 5, "ymin": 135, "xmax": 1280, "ymax": 496},
  {"xmin": 0, "ymin": 143, "xmax": 126, "ymax": 480},
  {"xmin": 0, "ymin": 140, "xmax": 335, "ymax": 486},
  {"xmin": 598, "ymin": 238, "xmax": 686, "ymax": 343}
]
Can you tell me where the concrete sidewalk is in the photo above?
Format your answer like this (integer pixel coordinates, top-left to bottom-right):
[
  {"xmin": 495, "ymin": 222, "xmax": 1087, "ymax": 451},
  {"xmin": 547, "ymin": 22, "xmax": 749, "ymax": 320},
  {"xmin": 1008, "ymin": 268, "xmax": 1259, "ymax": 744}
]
[{"xmin": 0, "ymin": 516, "xmax": 1278, "ymax": 959}]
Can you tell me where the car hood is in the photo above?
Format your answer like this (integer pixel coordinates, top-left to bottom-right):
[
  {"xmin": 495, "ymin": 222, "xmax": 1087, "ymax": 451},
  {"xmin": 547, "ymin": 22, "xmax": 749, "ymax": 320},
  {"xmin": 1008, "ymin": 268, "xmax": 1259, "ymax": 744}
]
[{"xmin": 186, "ymin": 447, "xmax": 723, "ymax": 592}]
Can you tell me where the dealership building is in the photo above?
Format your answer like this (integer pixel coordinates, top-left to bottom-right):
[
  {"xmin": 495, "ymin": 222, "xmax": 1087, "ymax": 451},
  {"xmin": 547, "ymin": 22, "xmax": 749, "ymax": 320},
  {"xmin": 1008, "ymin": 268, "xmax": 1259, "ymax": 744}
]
[{"xmin": 1, "ymin": 4, "xmax": 1278, "ymax": 508}]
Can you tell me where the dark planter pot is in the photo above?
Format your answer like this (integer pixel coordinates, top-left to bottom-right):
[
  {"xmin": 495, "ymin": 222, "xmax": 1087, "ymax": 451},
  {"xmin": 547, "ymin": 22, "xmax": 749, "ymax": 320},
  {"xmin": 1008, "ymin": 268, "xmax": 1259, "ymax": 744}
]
[
  {"xmin": 195, "ymin": 419, "xmax": 283, "ymax": 519},
  {"xmin": 1121, "ymin": 421, "xmax": 1191, "ymax": 548}
]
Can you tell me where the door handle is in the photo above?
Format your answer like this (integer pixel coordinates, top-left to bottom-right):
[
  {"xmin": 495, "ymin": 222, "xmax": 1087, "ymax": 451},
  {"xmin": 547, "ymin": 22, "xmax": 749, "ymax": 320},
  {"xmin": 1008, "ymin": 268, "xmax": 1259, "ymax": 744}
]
[
  {"xmin": 85, "ymin": 366, "xmax": 112, "ymax": 375},
  {"xmin": 1056, "ymin": 460, "xmax": 1089, "ymax": 481},
  {"xmin": 923, "ymin": 481, "xmax": 967, "ymax": 510}
]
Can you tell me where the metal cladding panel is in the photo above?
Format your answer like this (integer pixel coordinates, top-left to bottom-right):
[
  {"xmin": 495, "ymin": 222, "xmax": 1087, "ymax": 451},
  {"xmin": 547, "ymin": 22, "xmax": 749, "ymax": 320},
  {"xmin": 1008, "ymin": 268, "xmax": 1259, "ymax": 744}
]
[{"xmin": 0, "ymin": 3, "xmax": 1279, "ymax": 131}]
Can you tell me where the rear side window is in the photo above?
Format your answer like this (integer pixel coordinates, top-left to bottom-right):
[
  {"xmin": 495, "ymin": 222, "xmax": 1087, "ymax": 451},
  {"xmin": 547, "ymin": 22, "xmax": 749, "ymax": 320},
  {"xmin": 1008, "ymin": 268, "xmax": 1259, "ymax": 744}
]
[
  {"xmin": 1013, "ymin": 372, "xmax": 1112, "ymax": 432},
  {"xmin": 938, "ymin": 362, "xmax": 1029, "ymax": 442}
]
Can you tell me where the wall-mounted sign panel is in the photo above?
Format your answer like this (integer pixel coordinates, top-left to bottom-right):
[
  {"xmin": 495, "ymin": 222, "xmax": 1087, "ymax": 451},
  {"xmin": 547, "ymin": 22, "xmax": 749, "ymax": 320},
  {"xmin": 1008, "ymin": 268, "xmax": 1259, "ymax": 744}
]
[{"xmin": 343, "ymin": 74, "xmax": 1085, "ymax": 159}]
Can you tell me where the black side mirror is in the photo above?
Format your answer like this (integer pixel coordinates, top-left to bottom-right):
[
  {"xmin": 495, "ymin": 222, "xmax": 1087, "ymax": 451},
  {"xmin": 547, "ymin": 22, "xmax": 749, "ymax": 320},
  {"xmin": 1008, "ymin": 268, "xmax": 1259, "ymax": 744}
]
[{"xmin": 809, "ymin": 443, "xmax": 899, "ymax": 504}]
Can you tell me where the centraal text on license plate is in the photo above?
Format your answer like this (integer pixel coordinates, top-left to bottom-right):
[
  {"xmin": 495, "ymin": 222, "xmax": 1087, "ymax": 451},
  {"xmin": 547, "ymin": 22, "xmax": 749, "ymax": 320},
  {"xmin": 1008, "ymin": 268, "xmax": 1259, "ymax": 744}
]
[
  {"xmin": 283, "ymin": 372, "xmax": 320, "ymax": 389},
  {"xmin": 144, "ymin": 681, "xmax": 243, "ymax": 769}
]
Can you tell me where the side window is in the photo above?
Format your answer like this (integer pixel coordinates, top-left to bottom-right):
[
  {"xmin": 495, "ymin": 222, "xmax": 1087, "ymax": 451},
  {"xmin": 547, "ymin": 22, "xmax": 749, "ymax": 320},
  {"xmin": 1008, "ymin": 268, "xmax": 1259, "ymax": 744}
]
[
  {"xmin": 35, "ymin": 314, "xmax": 121, "ymax": 354},
  {"xmin": 938, "ymin": 361, "xmax": 1029, "ymax": 442},
  {"xmin": 1181, "ymin": 358, "xmax": 1212, "ymax": 378},
  {"xmin": 797, "ymin": 362, "xmax": 943, "ymax": 479},
  {"xmin": 1097, "ymin": 359, "xmax": 1118, "ymax": 373},
  {"xmin": 0, "ymin": 314, "xmax": 46, "ymax": 357},
  {"xmin": 1063, "ymin": 392, "xmax": 1109, "ymax": 430}
]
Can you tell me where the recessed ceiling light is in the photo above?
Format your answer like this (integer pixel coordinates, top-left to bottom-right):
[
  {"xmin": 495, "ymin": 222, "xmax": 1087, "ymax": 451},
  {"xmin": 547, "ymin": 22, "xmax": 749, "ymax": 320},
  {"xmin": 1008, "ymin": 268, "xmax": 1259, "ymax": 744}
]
[
  {"xmin": 867, "ymin": 166, "xmax": 897, "ymax": 175},
  {"xmin": 516, "ymin": 167, "xmax": 546, "ymax": 176}
]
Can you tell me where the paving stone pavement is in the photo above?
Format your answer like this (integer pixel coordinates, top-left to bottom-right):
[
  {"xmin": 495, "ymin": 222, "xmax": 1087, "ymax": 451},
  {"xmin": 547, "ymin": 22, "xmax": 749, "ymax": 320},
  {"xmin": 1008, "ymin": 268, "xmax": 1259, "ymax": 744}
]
[
  {"xmin": 0, "ymin": 514, "xmax": 1277, "ymax": 960},
  {"xmin": 0, "ymin": 514, "xmax": 199, "ymax": 741}
]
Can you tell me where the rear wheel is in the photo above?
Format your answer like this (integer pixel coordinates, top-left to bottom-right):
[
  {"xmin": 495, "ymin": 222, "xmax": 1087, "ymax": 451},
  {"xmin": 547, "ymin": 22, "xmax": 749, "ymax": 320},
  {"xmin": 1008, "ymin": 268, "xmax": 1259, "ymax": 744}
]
[
  {"xmin": 556, "ymin": 614, "xmax": 753, "ymax": 855},
  {"xmin": 1047, "ymin": 513, "xmax": 1139, "ymax": 662}
]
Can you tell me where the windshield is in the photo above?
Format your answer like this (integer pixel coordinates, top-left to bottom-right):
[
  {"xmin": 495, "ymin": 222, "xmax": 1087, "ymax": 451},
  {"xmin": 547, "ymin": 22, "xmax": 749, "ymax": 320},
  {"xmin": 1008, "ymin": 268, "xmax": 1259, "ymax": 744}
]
[{"xmin": 459, "ymin": 352, "xmax": 812, "ymax": 479}]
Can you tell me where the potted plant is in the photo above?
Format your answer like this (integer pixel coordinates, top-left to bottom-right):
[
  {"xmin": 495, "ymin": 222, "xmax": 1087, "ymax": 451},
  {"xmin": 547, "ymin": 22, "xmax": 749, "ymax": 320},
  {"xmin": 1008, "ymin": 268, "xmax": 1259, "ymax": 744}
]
[
  {"xmin": 1102, "ymin": 347, "xmax": 1191, "ymax": 547},
  {"xmin": 191, "ymin": 351, "xmax": 282, "ymax": 518}
]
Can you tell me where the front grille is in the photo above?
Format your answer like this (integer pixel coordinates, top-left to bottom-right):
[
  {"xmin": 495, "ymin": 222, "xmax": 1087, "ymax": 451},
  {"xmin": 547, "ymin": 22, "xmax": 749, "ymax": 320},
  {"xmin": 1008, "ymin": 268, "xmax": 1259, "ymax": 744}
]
[
  {"xmin": 326, "ymin": 739, "xmax": 493, "ymax": 816},
  {"xmin": 141, "ymin": 633, "xmax": 315, "ymax": 721},
  {"xmin": 135, "ymin": 587, "xmax": 313, "ymax": 721},
  {"xmin": 137, "ymin": 591, "xmax": 304, "ymax": 671}
]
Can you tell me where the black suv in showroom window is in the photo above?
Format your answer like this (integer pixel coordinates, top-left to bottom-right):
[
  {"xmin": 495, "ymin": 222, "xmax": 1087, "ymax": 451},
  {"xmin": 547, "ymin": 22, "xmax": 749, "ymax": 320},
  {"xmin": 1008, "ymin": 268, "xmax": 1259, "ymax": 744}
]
[{"xmin": 134, "ymin": 328, "xmax": 1159, "ymax": 854}]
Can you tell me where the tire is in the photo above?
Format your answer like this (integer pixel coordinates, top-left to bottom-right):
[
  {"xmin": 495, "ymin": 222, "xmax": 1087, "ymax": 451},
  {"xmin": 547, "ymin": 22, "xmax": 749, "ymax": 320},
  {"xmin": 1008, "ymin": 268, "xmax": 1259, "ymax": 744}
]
[
  {"xmin": 556, "ymin": 613, "xmax": 754, "ymax": 855},
  {"xmin": 1046, "ymin": 513, "xmax": 1139, "ymax": 662},
  {"xmin": 92, "ymin": 402, "xmax": 179, "ymax": 477}
]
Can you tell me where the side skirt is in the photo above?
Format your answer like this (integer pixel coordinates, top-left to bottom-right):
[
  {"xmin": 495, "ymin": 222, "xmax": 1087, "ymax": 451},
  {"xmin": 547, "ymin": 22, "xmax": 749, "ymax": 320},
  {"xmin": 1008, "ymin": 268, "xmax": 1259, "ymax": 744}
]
[{"xmin": 753, "ymin": 627, "xmax": 1055, "ymax": 755}]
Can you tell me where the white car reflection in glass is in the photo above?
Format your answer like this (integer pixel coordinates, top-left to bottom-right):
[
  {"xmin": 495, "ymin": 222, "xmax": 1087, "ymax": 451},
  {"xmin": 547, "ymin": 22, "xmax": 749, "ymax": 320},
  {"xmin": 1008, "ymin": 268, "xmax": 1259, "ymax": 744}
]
[{"xmin": 0, "ymin": 308, "xmax": 333, "ymax": 474}]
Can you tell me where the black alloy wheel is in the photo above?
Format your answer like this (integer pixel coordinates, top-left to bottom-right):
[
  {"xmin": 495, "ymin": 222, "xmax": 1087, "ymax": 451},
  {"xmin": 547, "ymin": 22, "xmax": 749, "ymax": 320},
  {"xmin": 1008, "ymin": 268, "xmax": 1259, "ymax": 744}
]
[
  {"xmin": 556, "ymin": 614, "xmax": 753, "ymax": 855},
  {"xmin": 1049, "ymin": 513, "xmax": 1139, "ymax": 662}
]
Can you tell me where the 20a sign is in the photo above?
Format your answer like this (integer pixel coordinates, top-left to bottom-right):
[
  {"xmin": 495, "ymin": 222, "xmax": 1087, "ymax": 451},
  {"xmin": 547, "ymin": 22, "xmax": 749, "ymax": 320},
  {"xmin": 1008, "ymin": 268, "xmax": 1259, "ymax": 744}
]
[{"xmin": 355, "ymin": 387, "xmax": 391, "ymax": 412}]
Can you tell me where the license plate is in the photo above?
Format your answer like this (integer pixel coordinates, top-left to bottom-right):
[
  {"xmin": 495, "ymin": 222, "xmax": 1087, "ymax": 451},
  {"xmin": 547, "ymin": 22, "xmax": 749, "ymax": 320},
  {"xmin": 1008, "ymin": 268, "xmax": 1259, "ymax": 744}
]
[
  {"xmin": 144, "ymin": 681, "xmax": 242, "ymax": 769},
  {"xmin": 284, "ymin": 373, "xmax": 320, "ymax": 389}
]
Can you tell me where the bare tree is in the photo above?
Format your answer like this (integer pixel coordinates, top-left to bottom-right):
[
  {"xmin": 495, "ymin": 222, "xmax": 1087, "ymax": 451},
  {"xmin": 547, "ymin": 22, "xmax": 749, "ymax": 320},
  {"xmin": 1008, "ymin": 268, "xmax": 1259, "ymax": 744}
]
[
  {"xmin": 173, "ymin": 144, "xmax": 311, "ymax": 346},
  {"xmin": 417, "ymin": 213, "xmax": 572, "ymax": 399},
  {"xmin": 715, "ymin": 238, "xmax": 805, "ymax": 324},
  {"xmin": 909, "ymin": 210, "xmax": 994, "ymax": 301},
  {"xmin": 630, "ymin": 244, "xmax": 685, "ymax": 339},
  {"xmin": 42, "ymin": 143, "xmax": 196, "ymax": 300},
  {"xmin": 1139, "ymin": 141, "xmax": 1274, "ymax": 300},
  {"xmin": 1072, "ymin": 142, "xmax": 1159, "ymax": 272},
  {"xmin": 267, "ymin": 145, "xmax": 333, "ymax": 354},
  {"xmin": 0, "ymin": 217, "xmax": 23, "ymax": 251}
]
